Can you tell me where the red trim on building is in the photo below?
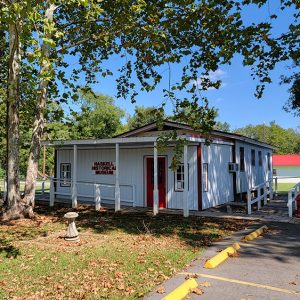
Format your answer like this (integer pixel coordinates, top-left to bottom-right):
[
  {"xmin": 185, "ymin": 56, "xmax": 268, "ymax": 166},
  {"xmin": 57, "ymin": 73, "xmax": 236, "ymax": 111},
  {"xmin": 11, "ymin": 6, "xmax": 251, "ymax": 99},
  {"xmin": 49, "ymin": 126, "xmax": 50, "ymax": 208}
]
[
  {"xmin": 197, "ymin": 145, "xmax": 202, "ymax": 210},
  {"xmin": 232, "ymin": 142, "xmax": 237, "ymax": 198},
  {"xmin": 273, "ymin": 154, "xmax": 300, "ymax": 166}
]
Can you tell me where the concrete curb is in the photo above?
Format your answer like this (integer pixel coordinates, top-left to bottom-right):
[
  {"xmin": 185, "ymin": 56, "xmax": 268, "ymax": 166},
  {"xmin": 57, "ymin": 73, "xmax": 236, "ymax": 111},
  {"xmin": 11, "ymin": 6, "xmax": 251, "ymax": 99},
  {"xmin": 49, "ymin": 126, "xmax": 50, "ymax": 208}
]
[
  {"xmin": 242, "ymin": 225, "xmax": 268, "ymax": 241},
  {"xmin": 162, "ymin": 278, "xmax": 198, "ymax": 300},
  {"xmin": 204, "ymin": 242, "xmax": 240, "ymax": 269}
]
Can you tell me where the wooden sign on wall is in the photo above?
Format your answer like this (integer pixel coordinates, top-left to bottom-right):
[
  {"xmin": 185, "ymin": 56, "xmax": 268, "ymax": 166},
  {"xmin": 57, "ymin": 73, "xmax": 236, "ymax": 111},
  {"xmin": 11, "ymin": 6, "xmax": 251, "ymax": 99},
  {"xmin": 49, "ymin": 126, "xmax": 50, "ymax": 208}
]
[{"xmin": 92, "ymin": 162, "xmax": 116, "ymax": 175}]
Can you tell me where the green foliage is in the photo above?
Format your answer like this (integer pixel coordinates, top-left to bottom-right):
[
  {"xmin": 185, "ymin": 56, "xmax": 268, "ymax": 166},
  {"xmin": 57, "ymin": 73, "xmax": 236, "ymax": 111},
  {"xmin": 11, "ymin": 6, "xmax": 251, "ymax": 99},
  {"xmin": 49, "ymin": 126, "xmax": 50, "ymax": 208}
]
[
  {"xmin": 0, "ymin": 0, "xmax": 299, "ymax": 182},
  {"xmin": 127, "ymin": 106, "xmax": 165, "ymax": 130},
  {"xmin": 282, "ymin": 60, "xmax": 300, "ymax": 116},
  {"xmin": 234, "ymin": 122, "xmax": 300, "ymax": 154},
  {"xmin": 214, "ymin": 121, "xmax": 231, "ymax": 132},
  {"xmin": 67, "ymin": 90, "xmax": 125, "ymax": 139}
]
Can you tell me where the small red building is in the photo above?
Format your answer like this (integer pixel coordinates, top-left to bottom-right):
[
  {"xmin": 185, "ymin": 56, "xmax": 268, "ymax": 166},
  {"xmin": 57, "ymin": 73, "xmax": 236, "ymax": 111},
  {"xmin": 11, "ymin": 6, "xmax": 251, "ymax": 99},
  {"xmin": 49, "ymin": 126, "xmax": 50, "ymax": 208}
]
[{"xmin": 273, "ymin": 154, "xmax": 300, "ymax": 178}]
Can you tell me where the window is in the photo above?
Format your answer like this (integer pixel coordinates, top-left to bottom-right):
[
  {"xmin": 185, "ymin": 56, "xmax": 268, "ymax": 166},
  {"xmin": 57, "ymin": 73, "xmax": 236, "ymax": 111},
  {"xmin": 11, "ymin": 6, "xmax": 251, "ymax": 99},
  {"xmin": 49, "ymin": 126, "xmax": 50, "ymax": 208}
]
[
  {"xmin": 174, "ymin": 164, "xmax": 189, "ymax": 191},
  {"xmin": 203, "ymin": 163, "xmax": 208, "ymax": 192},
  {"xmin": 240, "ymin": 147, "xmax": 245, "ymax": 172},
  {"xmin": 267, "ymin": 153, "xmax": 271, "ymax": 171},
  {"xmin": 258, "ymin": 151, "xmax": 262, "ymax": 166},
  {"xmin": 251, "ymin": 149, "xmax": 255, "ymax": 166},
  {"xmin": 60, "ymin": 163, "xmax": 71, "ymax": 187}
]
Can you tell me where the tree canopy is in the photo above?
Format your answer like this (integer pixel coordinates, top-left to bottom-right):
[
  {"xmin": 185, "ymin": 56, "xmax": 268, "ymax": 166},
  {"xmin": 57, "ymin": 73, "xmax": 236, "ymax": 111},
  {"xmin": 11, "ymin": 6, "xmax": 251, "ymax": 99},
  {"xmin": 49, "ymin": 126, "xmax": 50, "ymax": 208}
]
[
  {"xmin": 1, "ymin": 0, "xmax": 299, "ymax": 219},
  {"xmin": 67, "ymin": 90, "xmax": 125, "ymax": 139},
  {"xmin": 234, "ymin": 122, "xmax": 300, "ymax": 154},
  {"xmin": 126, "ymin": 106, "xmax": 165, "ymax": 130}
]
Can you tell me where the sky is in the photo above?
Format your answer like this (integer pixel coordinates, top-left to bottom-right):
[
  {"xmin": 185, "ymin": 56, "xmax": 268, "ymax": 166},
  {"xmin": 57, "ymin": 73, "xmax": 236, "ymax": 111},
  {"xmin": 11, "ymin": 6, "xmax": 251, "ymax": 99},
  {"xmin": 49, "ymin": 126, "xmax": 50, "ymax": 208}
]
[{"xmin": 66, "ymin": 1, "xmax": 299, "ymax": 131}]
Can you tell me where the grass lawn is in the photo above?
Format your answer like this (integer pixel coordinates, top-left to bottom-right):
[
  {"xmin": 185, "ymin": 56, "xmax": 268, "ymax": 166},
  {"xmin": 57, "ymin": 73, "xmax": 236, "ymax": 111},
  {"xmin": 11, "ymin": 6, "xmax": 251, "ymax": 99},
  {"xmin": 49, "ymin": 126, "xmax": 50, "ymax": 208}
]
[
  {"xmin": 0, "ymin": 205, "xmax": 252, "ymax": 299},
  {"xmin": 274, "ymin": 182, "xmax": 295, "ymax": 193}
]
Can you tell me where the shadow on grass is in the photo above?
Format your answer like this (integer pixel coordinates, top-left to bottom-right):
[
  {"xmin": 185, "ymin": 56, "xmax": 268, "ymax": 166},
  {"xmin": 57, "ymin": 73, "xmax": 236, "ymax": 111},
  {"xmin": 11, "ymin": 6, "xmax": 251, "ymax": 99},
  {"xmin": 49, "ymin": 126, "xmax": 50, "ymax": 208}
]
[
  {"xmin": 35, "ymin": 204, "xmax": 251, "ymax": 249},
  {"xmin": 0, "ymin": 239, "xmax": 20, "ymax": 258}
]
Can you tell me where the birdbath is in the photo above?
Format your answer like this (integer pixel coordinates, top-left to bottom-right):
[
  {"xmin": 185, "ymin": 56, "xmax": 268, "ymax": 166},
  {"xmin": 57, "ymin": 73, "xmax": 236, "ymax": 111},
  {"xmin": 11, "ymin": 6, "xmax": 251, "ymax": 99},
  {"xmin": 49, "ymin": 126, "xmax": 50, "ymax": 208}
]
[{"xmin": 64, "ymin": 212, "xmax": 80, "ymax": 242}]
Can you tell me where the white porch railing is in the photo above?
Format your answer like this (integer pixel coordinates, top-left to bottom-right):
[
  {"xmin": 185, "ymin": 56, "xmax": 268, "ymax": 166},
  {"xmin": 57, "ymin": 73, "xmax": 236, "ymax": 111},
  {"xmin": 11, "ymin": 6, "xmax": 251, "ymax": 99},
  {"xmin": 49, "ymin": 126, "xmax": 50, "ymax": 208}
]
[
  {"xmin": 287, "ymin": 182, "xmax": 300, "ymax": 217},
  {"xmin": 247, "ymin": 179, "xmax": 273, "ymax": 215},
  {"xmin": 273, "ymin": 176, "xmax": 300, "ymax": 195},
  {"xmin": 49, "ymin": 178, "xmax": 136, "ymax": 211}
]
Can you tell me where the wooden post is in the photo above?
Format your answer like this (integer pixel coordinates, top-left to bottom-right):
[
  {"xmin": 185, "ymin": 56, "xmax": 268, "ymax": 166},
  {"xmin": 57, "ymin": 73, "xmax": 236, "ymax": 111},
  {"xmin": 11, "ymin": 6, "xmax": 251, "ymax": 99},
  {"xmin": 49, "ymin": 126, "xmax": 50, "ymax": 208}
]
[
  {"xmin": 270, "ymin": 179, "xmax": 274, "ymax": 200},
  {"xmin": 183, "ymin": 144, "xmax": 189, "ymax": 217},
  {"xmin": 274, "ymin": 177, "xmax": 278, "ymax": 196},
  {"xmin": 72, "ymin": 145, "xmax": 78, "ymax": 208},
  {"xmin": 50, "ymin": 177, "xmax": 54, "ymax": 207},
  {"xmin": 41, "ymin": 177, "xmax": 45, "ymax": 195},
  {"xmin": 115, "ymin": 143, "xmax": 121, "ymax": 212},
  {"xmin": 95, "ymin": 184, "xmax": 101, "ymax": 210},
  {"xmin": 247, "ymin": 189, "xmax": 251, "ymax": 215},
  {"xmin": 288, "ymin": 190, "xmax": 293, "ymax": 217},
  {"xmin": 263, "ymin": 184, "xmax": 267, "ymax": 205},
  {"xmin": 153, "ymin": 142, "xmax": 159, "ymax": 216},
  {"xmin": 257, "ymin": 187, "xmax": 261, "ymax": 210}
]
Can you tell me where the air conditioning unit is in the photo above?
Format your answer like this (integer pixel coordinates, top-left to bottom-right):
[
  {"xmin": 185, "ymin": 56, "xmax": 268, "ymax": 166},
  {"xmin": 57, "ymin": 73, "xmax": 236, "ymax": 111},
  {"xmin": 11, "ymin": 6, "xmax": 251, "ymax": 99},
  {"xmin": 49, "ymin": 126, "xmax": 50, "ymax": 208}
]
[{"xmin": 228, "ymin": 162, "xmax": 239, "ymax": 172}]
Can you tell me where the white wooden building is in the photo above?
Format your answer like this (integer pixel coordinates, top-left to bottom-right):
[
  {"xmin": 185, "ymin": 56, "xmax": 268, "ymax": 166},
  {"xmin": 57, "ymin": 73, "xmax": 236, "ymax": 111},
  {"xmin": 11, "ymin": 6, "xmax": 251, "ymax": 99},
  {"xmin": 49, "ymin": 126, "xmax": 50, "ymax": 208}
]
[{"xmin": 44, "ymin": 121, "xmax": 275, "ymax": 216}]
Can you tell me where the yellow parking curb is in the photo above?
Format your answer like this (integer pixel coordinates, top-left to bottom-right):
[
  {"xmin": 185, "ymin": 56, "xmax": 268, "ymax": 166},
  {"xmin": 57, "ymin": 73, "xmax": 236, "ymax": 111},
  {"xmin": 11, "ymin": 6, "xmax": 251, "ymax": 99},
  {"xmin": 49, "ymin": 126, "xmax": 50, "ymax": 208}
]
[
  {"xmin": 162, "ymin": 278, "xmax": 198, "ymax": 300},
  {"xmin": 204, "ymin": 242, "xmax": 240, "ymax": 269},
  {"xmin": 242, "ymin": 225, "xmax": 268, "ymax": 242}
]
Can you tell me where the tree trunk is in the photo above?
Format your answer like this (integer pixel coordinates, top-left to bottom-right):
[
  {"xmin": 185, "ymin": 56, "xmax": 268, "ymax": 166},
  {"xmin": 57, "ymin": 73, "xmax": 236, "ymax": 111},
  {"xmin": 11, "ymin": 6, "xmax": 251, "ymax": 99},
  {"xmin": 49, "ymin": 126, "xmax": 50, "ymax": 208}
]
[
  {"xmin": 23, "ymin": 4, "xmax": 56, "ymax": 207},
  {"xmin": 2, "ymin": 23, "xmax": 33, "ymax": 220}
]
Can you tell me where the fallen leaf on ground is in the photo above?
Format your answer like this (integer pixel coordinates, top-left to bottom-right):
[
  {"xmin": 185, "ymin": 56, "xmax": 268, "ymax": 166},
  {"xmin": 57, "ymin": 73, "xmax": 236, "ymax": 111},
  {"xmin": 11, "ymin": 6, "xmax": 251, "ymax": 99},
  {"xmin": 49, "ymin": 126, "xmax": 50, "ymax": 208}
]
[
  {"xmin": 191, "ymin": 287, "xmax": 204, "ymax": 295},
  {"xmin": 199, "ymin": 281, "xmax": 211, "ymax": 287},
  {"xmin": 289, "ymin": 281, "xmax": 297, "ymax": 285},
  {"xmin": 185, "ymin": 274, "xmax": 198, "ymax": 280},
  {"xmin": 228, "ymin": 252, "xmax": 239, "ymax": 257},
  {"xmin": 56, "ymin": 284, "xmax": 64, "ymax": 290},
  {"xmin": 156, "ymin": 286, "xmax": 165, "ymax": 294}
]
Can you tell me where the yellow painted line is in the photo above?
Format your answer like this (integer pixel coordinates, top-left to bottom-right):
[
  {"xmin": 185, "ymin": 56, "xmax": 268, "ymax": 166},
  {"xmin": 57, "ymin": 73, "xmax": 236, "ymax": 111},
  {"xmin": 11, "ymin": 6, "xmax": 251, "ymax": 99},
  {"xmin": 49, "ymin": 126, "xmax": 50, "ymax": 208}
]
[
  {"xmin": 162, "ymin": 278, "xmax": 198, "ymax": 300},
  {"xmin": 242, "ymin": 225, "xmax": 268, "ymax": 241},
  {"xmin": 204, "ymin": 242, "xmax": 240, "ymax": 269},
  {"xmin": 179, "ymin": 272, "xmax": 300, "ymax": 296}
]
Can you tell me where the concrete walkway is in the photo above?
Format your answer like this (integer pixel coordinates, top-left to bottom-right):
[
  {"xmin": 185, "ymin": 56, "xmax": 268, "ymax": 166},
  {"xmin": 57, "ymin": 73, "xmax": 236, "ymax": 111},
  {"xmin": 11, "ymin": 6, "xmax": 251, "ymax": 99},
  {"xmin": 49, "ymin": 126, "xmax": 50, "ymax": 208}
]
[
  {"xmin": 145, "ymin": 221, "xmax": 300, "ymax": 300},
  {"xmin": 188, "ymin": 196, "xmax": 300, "ymax": 224}
]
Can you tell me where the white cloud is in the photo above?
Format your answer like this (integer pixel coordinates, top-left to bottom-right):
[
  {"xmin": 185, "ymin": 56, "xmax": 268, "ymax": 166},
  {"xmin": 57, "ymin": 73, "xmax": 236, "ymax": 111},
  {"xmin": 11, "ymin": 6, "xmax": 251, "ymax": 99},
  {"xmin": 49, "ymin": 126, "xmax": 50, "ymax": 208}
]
[{"xmin": 192, "ymin": 69, "xmax": 227, "ymax": 90}]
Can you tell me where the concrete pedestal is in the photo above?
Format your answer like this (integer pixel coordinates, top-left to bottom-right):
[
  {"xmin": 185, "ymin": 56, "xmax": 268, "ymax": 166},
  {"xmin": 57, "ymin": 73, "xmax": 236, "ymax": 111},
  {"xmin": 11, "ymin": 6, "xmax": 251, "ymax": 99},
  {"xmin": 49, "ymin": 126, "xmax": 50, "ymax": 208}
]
[{"xmin": 64, "ymin": 212, "xmax": 80, "ymax": 241}]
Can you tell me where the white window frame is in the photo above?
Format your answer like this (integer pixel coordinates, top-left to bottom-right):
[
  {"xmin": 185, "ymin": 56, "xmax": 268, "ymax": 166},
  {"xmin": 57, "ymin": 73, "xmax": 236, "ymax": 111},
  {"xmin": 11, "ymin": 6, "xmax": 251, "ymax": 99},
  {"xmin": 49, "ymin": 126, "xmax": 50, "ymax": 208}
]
[
  {"xmin": 174, "ymin": 164, "xmax": 189, "ymax": 192},
  {"xmin": 60, "ymin": 163, "xmax": 71, "ymax": 187}
]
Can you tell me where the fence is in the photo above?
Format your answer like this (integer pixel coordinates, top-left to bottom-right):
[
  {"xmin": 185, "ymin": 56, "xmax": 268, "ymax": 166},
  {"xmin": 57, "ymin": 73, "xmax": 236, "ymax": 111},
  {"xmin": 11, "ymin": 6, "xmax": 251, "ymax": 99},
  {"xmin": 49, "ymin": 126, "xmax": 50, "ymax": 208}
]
[
  {"xmin": 287, "ymin": 182, "xmax": 300, "ymax": 217},
  {"xmin": 273, "ymin": 176, "xmax": 300, "ymax": 195},
  {"xmin": 247, "ymin": 179, "xmax": 273, "ymax": 215},
  {"xmin": 49, "ymin": 178, "xmax": 136, "ymax": 210},
  {"xmin": 1, "ymin": 177, "xmax": 50, "ymax": 199}
]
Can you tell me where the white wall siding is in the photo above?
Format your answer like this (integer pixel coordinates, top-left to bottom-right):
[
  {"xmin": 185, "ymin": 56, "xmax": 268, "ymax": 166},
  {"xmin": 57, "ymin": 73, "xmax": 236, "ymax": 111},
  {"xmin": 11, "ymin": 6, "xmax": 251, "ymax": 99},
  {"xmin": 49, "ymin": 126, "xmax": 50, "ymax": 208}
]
[
  {"xmin": 56, "ymin": 146, "xmax": 199, "ymax": 210},
  {"xmin": 235, "ymin": 142, "xmax": 272, "ymax": 193},
  {"xmin": 166, "ymin": 146, "xmax": 198, "ymax": 210},
  {"xmin": 202, "ymin": 144, "xmax": 233, "ymax": 209}
]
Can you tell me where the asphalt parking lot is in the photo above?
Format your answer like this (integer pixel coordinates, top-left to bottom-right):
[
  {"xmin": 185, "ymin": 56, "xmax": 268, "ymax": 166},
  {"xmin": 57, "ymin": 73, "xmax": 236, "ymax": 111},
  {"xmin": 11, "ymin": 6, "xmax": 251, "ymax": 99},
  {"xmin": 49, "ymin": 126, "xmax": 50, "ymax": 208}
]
[{"xmin": 146, "ymin": 221, "xmax": 300, "ymax": 300}]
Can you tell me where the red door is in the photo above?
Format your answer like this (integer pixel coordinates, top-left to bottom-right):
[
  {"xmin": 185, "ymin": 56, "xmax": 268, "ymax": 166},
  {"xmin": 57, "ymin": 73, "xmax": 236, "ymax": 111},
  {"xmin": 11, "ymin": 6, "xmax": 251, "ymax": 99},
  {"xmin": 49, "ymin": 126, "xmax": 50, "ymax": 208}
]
[{"xmin": 146, "ymin": 157, "xmax": 166, "ymax": 208}]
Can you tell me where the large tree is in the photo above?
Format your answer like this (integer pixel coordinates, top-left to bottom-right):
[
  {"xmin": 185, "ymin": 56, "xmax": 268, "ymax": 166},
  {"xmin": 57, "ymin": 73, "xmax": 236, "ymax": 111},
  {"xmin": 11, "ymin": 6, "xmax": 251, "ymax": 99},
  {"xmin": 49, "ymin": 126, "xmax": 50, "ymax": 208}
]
[
  {"xmin": 282, "ymin": 59, "xmax": 300, "ymax": 115},
  {"xmin": 127, "ymin": 106, "xmax": 165, "ymax": 130},
  {"xmin": 1, "ymin": 0, "xmax": 298, "ymax": 219},
  {"xmin": 235, "ymin": 122, "xmax": 300, "ymax": 154},
  {"xmin": 68, "ymin": 90, "xmax": 125, "ymax": 139}
]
